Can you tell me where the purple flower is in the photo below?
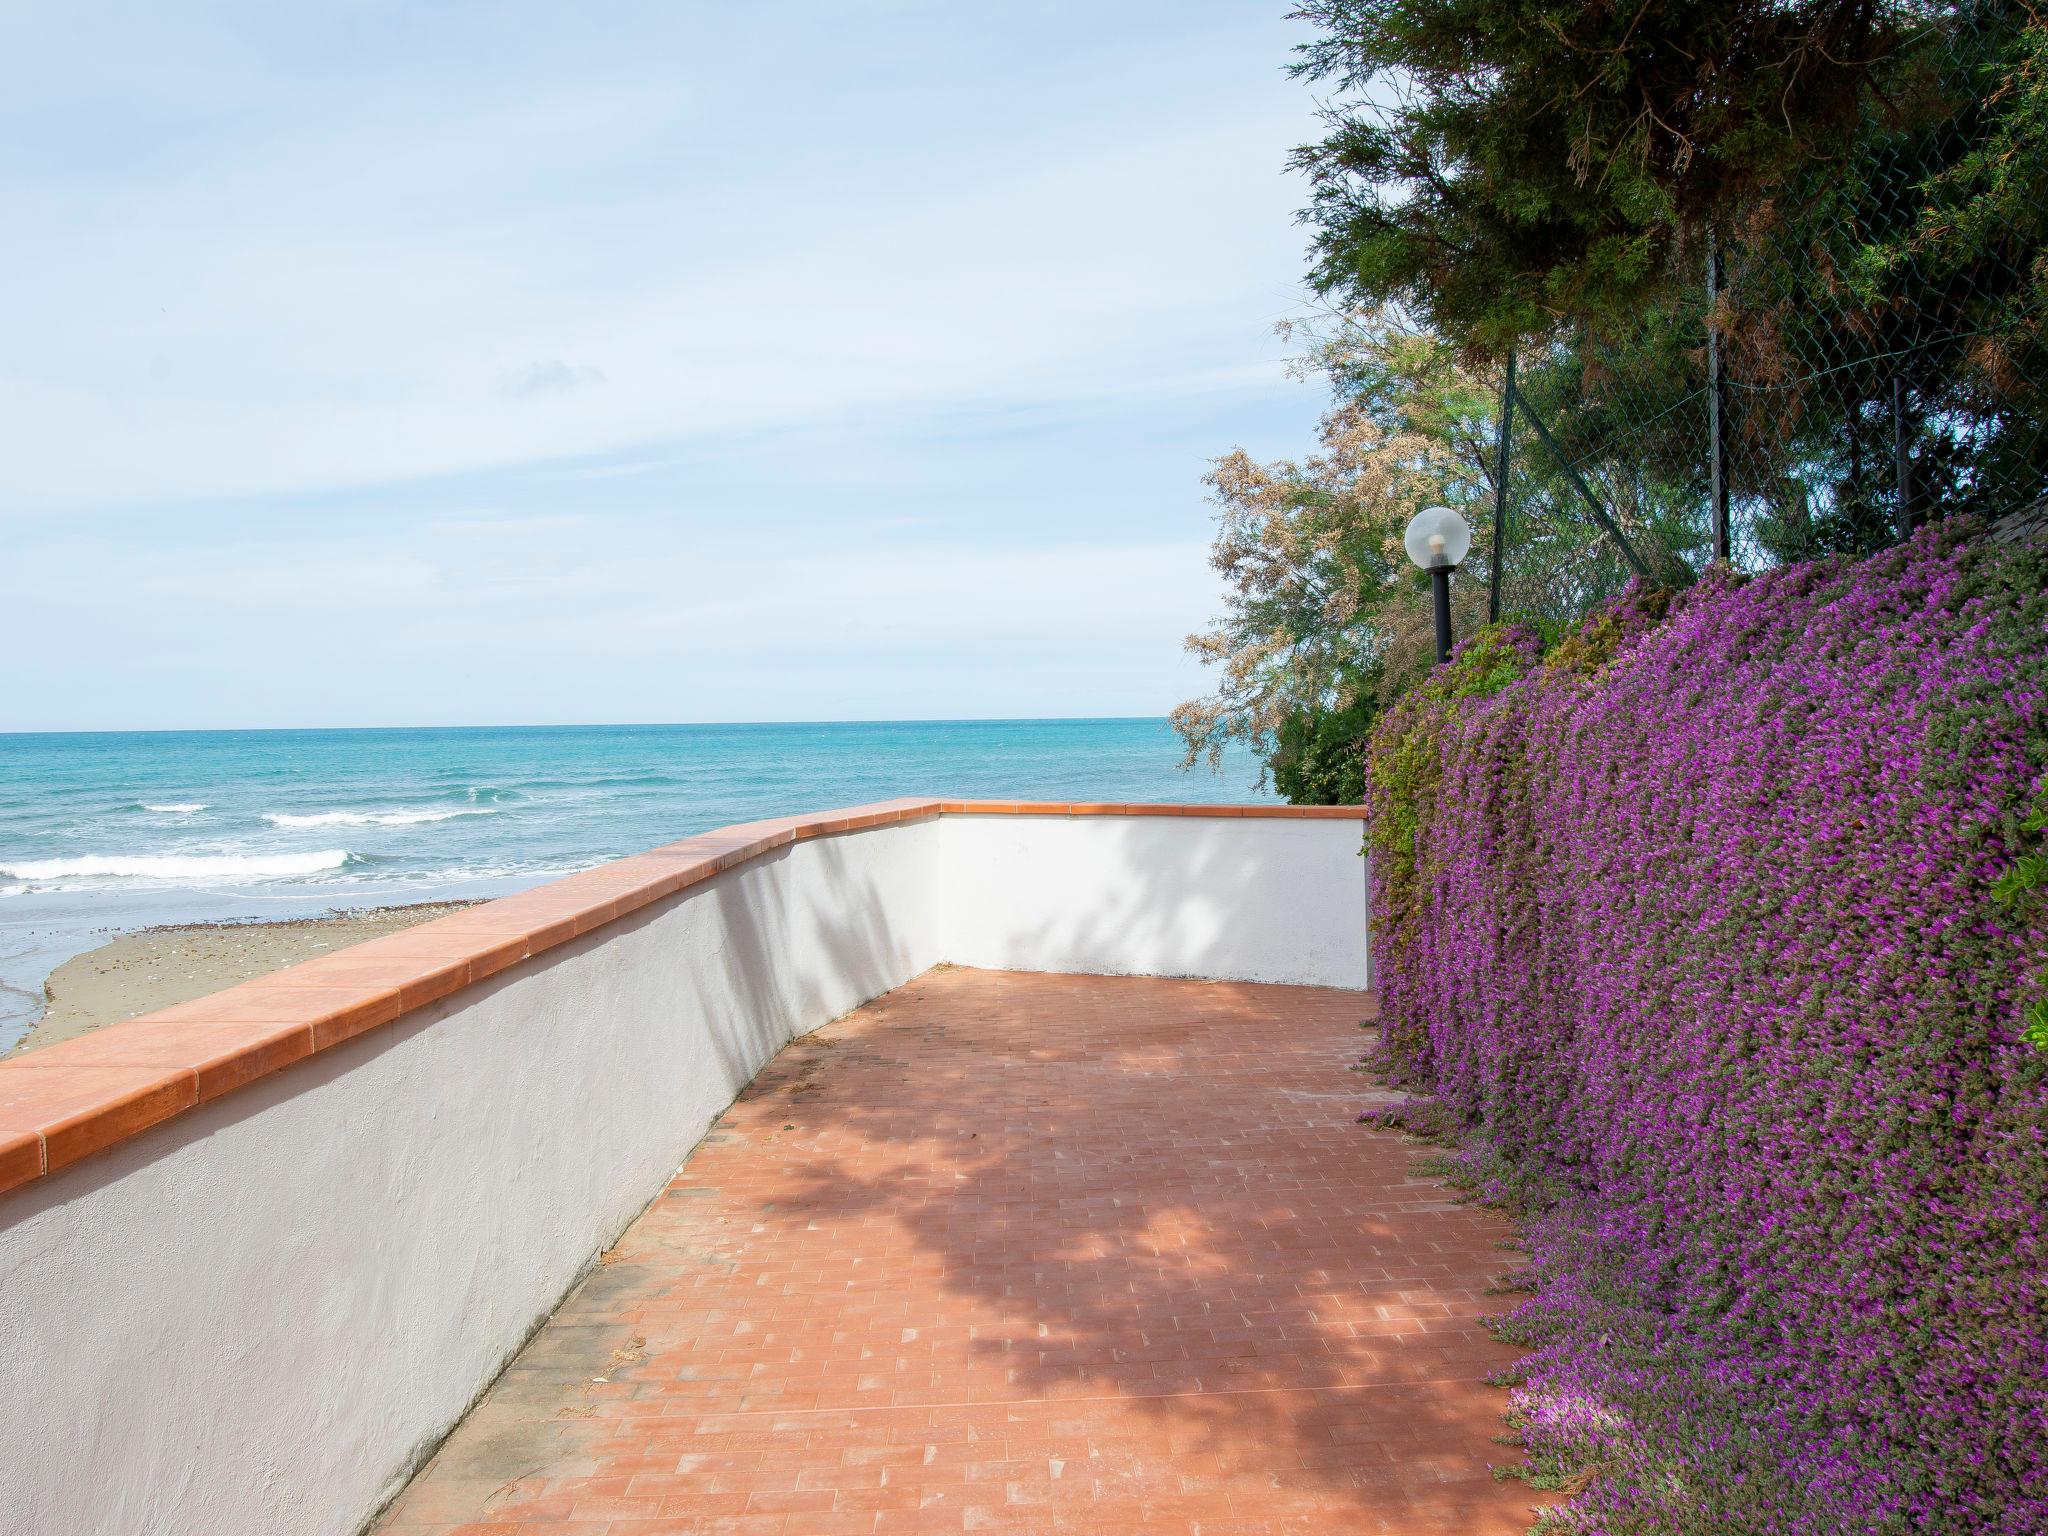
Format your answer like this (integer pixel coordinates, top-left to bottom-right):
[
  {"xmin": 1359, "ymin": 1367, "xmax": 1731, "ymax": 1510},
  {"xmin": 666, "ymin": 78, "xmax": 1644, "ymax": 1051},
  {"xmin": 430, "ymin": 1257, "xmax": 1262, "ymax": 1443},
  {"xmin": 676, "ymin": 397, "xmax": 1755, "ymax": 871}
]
[{"xmin": 1364, "ymin": 519, "xmax": 2048, "ymax": 1533}]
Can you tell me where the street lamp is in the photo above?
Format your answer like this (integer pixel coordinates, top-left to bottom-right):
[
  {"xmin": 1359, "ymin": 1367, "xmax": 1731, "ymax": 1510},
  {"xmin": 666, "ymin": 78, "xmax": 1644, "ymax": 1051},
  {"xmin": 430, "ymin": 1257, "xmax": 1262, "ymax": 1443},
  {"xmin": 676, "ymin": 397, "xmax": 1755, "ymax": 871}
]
[{"xmin": 1403, "ymin": 505, "xmax": 1472, "ymax": 666}]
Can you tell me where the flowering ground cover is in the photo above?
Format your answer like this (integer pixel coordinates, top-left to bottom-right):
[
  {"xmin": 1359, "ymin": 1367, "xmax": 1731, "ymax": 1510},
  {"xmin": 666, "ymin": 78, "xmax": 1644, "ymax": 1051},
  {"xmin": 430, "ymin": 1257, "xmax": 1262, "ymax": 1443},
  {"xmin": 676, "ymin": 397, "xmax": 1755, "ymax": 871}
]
[{"xmin": 1364, "ymin": 519, "xmax": 2048, "ymax": 1532}]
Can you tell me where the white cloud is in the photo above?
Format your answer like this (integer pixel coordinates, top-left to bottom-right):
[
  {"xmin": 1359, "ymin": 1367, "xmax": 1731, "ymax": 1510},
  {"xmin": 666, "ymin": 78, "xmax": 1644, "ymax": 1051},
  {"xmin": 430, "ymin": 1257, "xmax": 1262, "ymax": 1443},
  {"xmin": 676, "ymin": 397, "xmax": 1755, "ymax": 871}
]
[
  {"xmin": 0, "ymin": 5, "xmax": 1317, "ymax": 515},
  {"xmin": 10, "ymin": 515, "xmax": 1226, "ymax": 729},
  {"xmin": 0, "ymin": 1, "xmax": 1327, "ymax": 728}
]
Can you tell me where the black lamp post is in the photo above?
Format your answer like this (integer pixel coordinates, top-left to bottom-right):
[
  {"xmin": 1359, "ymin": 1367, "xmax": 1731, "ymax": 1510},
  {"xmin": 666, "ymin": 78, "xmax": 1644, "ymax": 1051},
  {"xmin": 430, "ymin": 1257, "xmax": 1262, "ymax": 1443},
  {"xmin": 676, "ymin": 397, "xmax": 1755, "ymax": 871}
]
[{"xmin": 1403, "ymin": 505, "xmax": 1473, "ymax": 666}]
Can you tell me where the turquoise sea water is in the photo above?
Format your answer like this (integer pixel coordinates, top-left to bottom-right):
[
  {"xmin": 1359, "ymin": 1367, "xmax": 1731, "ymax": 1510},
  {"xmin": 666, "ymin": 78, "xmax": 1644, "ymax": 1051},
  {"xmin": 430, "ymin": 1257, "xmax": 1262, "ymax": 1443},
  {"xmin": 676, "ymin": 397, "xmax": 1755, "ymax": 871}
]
[{"xmin": 0, "ymin": 720, "xmax": 1269, "ymax": 1046}]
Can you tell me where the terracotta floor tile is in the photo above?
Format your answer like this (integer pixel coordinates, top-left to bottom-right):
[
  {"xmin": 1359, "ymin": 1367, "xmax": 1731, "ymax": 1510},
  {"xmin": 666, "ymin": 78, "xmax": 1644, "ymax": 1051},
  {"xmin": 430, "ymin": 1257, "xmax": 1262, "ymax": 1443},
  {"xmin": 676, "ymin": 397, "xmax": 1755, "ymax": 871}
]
[{"xmin": 375, "ymin": 969, "xmax": 1544, "ymax": 1535}]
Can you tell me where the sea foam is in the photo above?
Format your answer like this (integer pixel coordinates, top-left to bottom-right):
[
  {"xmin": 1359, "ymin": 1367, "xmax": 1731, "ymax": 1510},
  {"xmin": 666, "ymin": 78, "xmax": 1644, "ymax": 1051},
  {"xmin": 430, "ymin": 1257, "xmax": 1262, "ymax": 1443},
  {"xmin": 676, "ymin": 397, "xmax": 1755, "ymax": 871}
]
[
  {"xmin": 142, "ymin": 803, "xmax": 208, "ymax": 814},
  {"xmin": 263, "ymin": 808, "xmax": 495, "ymax": 828},
  {"xmin": 0, "ymin": 850, "xmax": 353, "ymax": 881}
]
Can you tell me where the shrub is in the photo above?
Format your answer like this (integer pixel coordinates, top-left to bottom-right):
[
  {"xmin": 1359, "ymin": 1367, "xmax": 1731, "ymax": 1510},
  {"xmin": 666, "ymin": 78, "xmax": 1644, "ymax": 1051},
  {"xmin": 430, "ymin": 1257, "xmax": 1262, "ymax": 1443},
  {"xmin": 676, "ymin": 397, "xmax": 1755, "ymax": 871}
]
[
  {"xmin": 1271, "ymin": 693, "xmax": 1376, "ymax": 805},
  {"xmin": 1365, "ymin": 519, "xmax": 2048, "ymax": 1532}
]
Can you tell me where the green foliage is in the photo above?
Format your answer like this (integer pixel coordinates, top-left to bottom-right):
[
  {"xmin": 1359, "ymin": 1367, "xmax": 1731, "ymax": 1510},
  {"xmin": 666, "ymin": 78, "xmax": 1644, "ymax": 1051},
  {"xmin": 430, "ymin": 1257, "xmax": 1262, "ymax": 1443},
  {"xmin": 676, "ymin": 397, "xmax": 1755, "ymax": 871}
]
[
  {"xmin": 1723, "ymin": 6, "xmax": 2048, "ymax": 552},
  {"xmin": 1289, "ymin": 2, "xmax": 2048, "ymax": 568},
  {"xmin": 1271, "ymin": 690, "xmax": 1376, "ymax": 805},
  {"xmin": 1997, "ymin": 782, "xmax": 2048, "ymax": 1049},
  {"xmin": 1993, "ymin": 786, "xmax": 2048, "ymax": 906},
  {"xmin": 1540, "ymin": 585, "xmax": 1675, "ymax": 676},
  {"xmin": 1852, "ymin": 11, "xmax": 2048, "ymax": 399},
  {"xmin": 1363, "ymin": 624, "xmax": 1543, "ymax": 1075},
  {"xmin": 1173, "ymin": 308, "xmax": 1498, "ymax": 780},
  {"xmin": 1426, "ymin": 625, "xmax": 1542, "ymax": 702},
  {"xmin": 1996, "ymin": 851, "xmax": 2048, "ymax": 908},
  {"xmin": 2025, "ymin": 997, "xmax": 2048, "ymax": 1050},
  {"xmin": 1289, "ymin": 0, "xmax": 1901, "ymax": 350}
]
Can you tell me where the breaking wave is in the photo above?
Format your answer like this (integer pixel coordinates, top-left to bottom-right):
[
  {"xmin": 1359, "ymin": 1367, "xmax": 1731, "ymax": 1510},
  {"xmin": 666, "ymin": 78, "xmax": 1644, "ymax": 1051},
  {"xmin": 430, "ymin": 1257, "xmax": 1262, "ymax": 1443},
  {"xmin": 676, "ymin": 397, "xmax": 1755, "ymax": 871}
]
[
  {"xmin": 262, "ymin": 808, "xmax": 497, "ymax": 828},
  {"xmin": 0, "ymin": 850, "xmax": 355, "ymax": 882}
]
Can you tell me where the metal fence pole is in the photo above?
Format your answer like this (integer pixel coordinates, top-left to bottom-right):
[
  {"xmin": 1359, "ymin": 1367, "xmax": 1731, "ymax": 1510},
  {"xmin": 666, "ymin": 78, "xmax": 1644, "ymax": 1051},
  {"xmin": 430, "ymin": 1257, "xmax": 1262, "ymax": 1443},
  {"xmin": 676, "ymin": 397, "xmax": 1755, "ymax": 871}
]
[
  {"xmin": 1513, "ymin": 397, "xmax": 1654, "ymax": 580},
  {"xmin": 1706, "ymin": 230, "xmax": 1732, "ymax": 563},
  {"xmin": 1488, "ymin": 349, "xmax": 1515, "ymax": 624},
  {"xmin": 1893, "ymin": 373, "xmax": 1915, "ymax": 541}
]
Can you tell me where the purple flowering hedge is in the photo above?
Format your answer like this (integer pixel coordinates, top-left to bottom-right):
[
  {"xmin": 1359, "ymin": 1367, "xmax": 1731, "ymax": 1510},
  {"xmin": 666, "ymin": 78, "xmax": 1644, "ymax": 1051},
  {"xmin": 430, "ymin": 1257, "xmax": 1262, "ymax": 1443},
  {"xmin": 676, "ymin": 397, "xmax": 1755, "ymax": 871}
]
[{"xmin": 1363, "ymin": 520, "xmax": 2048, "ymax": 1533}]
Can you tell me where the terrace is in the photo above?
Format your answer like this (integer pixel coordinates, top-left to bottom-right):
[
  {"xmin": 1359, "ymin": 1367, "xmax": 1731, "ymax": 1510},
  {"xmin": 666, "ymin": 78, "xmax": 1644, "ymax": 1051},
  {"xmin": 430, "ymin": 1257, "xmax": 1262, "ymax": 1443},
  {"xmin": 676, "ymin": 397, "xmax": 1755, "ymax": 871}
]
[{"xmin": 0, "ymin": 801, "xmax": 1538, "ymax": 1536}]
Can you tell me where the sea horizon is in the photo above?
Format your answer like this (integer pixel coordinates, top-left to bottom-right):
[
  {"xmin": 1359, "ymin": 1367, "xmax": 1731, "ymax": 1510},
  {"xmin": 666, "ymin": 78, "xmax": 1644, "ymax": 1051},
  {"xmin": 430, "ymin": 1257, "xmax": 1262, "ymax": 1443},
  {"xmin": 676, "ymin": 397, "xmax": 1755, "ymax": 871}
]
[
  {"xmin": 0, "ymin": 717, "xmax": 1271, "ymax": 1047},
  {"xmin": 0, "ymin": 712, "xmax": 1182, "ymax": 738}
]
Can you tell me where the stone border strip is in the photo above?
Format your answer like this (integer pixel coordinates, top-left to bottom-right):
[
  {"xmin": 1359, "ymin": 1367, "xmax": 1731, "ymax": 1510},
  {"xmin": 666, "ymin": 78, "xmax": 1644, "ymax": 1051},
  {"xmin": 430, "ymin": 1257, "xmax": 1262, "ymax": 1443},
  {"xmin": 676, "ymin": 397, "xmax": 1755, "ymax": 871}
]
[{"xmin": 0, "ymin": 799, "xmax": 1366, "ymax": 1199}]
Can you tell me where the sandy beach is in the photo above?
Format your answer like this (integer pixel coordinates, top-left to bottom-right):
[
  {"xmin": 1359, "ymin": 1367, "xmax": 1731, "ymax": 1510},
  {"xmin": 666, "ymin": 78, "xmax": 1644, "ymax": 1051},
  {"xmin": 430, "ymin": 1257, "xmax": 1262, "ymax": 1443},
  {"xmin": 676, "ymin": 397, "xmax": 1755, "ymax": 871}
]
[{"xmin": 7, "ymin": 901, "xmax": 479, "ymax": 1057}]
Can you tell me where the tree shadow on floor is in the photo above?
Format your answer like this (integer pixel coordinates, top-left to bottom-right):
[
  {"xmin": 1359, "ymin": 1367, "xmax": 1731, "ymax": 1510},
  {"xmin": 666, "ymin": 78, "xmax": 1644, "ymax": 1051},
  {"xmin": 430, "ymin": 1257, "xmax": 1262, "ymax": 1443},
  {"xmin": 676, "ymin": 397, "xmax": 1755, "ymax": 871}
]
[{"xmin": 710, "ymin": 966, "xmax": 1543, "ymax": 1532}]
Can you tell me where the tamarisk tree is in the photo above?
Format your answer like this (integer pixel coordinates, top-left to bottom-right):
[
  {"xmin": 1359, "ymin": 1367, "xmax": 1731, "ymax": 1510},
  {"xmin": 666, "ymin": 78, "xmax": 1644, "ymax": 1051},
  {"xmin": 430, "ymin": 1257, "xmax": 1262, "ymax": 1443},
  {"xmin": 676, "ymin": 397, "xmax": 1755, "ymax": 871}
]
[{"xmin": 1172, "ymin": 309, "xmax": 1497, "ymax": 797}]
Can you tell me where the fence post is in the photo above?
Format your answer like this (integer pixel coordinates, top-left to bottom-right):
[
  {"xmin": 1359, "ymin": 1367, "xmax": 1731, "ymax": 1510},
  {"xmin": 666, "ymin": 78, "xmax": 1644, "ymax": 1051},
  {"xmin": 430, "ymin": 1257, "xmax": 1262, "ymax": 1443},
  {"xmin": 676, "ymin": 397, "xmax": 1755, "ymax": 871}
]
[
  {"xmin": 1489, "ymin": 349, "xmax": 1515, "ymax": 625},
  {"xmin": 1512, "ymin": 399, "xmax": 1654, "ymax": 581},
  {"xmin": 1893, "ymin": 374, "xmax": 1915, "ymax": 540},
  {"xmin": 1706, "ymin": 229, "xmax": 1732, "ymax": 563}
]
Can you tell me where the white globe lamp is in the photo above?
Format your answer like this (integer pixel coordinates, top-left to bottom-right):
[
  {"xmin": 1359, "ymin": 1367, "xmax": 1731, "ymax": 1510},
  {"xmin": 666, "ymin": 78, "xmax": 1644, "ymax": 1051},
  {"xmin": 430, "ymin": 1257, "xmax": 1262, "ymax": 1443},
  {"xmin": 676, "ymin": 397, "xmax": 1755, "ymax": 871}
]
[{"xmin": 1403, "ymin": 505, "xmax": 1472, "ymax": 664}]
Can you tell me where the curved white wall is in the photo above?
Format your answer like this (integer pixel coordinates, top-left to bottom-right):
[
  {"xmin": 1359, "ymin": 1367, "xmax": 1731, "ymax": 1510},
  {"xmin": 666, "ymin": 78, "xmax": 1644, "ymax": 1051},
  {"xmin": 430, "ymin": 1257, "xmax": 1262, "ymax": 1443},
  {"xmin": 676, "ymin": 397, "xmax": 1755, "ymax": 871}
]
[
  {"xmin": 940, "ymin": 813, "xmax": 1369, "ymax": 988},
  {"xmin": 0, "ymin": 811, "xmax": 1366, "ymax": 1536}
]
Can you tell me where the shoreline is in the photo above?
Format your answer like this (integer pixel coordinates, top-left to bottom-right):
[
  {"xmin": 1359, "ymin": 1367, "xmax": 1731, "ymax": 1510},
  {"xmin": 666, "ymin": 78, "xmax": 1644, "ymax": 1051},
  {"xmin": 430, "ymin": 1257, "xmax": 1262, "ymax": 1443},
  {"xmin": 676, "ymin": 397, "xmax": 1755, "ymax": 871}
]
[
  {"xmin": 6, "ymin": 900, "xmax": 481, "ymax": 1058},
  {"xmin": 0, "ymin": 718, "xmax": 1266, "ymax": 1050}
]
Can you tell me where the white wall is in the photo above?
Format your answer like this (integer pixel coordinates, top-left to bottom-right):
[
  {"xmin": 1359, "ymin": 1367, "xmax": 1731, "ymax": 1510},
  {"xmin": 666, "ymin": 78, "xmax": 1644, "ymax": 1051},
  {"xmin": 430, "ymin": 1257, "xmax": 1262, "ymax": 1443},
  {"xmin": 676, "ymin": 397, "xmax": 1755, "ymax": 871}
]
[
  {"xmin": 0, "ymin": 822, "xmax": 941, "ymax": 1536},
  {"xmin": 939, "ymin": 813, "xmax": 1369, "ymax": 988},
  {"xmin": 0, "ymin": 812, "xmax": 1365, "ymax": 1536}
]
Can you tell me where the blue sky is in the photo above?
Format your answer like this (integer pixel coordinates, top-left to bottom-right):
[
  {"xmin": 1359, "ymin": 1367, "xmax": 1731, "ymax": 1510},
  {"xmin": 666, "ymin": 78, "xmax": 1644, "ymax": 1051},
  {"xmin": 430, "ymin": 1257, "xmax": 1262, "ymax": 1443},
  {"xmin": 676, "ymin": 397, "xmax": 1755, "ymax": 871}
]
[{"xmin": 4, "ymin": 2, "xmax": 1330, "ymax": 730}]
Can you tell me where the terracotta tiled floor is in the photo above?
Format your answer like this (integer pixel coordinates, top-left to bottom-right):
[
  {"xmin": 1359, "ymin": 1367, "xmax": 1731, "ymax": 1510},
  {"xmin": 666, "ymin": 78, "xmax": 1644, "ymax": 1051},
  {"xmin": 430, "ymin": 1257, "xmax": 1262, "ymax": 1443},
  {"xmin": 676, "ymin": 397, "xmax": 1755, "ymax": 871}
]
[{"xmin": 376, "ymin": 968, "xmax": 1540, "ymax": 1536}]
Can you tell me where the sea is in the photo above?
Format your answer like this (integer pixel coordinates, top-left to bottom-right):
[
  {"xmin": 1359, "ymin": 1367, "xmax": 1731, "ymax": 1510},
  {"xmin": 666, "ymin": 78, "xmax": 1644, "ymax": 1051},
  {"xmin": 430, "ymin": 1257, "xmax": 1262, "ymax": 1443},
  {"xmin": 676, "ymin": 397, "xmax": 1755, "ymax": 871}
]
[{"xmin": 0, "ymin": 719, "xmax": 1269, "ymax": 1048}]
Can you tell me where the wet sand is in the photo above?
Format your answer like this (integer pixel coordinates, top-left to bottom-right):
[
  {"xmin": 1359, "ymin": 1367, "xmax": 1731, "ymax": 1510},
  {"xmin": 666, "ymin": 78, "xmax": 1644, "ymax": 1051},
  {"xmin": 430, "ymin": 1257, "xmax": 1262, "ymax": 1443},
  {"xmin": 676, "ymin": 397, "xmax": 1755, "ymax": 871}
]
[{"xmin": 7, "ymin": 901, "xmax": 480, "ymax": 1057}]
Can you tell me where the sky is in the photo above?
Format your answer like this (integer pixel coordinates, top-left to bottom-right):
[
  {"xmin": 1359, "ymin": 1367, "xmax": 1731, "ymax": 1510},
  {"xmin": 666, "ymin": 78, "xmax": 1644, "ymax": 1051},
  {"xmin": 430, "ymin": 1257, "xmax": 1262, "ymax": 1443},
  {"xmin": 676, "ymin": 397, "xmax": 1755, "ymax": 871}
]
[{"xmin": 2, "ymin": 1, "xmax": 1333, "ymax": 731}]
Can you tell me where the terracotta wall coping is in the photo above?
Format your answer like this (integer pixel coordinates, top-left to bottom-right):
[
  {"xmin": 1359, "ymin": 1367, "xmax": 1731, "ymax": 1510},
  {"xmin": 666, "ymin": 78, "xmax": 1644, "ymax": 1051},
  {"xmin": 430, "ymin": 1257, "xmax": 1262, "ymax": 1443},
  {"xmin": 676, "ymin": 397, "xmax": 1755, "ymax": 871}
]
[{"xmin": 0, "ymin": 799, "xmax": 1365, "ymax": 1199}]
